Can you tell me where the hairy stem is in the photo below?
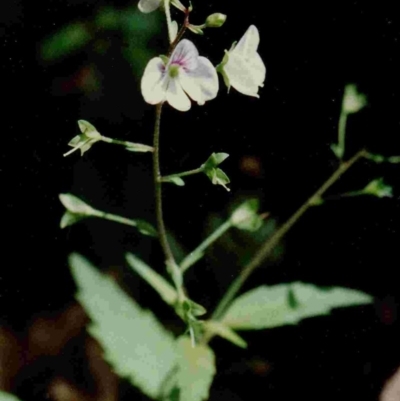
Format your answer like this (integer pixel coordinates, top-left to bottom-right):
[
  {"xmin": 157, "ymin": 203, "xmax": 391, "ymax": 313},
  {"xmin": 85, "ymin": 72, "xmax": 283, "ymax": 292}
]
[{"xmin": 153, "ymin": 103, "xmax": 175, "ymax": 264}]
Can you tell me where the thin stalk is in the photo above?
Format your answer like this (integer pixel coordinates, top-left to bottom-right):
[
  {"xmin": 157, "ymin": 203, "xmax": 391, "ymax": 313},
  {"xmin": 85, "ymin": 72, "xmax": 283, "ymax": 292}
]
[
  {"xmin": 162, "ymin": 167, "xmax": 204, "ymax": 182},
  {"xmin": 164, "ymin": 0, "xmax": 174, "ymax": 44},
  {"xmin": 95, "ymin": 211, "xmax": 141, "ymax": 228},
  {"xmin": 337, "ymin": 111, "xmax": 348, "ymax": 160},
  {"xmin": 180, "ymin": 220, "xmax": 233, "ymax": 273},
  {"xmin": 211, "ymin": 149, "xmax": 367, "ymax": 321},
  {"xmin": 153, "ymin": 103, "xmax": 175, "ymax": 265}
]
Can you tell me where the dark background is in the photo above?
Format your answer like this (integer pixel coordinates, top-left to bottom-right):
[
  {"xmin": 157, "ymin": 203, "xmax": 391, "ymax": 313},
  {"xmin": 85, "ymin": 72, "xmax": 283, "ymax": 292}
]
[{"xmin": 2, "ymin": 0, "xmax": 400, "ymax": 400}]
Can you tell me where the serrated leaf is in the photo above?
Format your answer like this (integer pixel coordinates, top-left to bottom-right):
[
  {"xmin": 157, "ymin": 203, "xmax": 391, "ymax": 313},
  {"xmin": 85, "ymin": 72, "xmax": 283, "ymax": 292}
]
[
  {"xmin": 174, "ymin": 336, "xmax": 216, "ymax": 401},
  {"xmin": 126, "ymin": 253, "xmax": 177, "ymax": 306},
  {"xmin": 163, "ymin": 176, "xmax": 186, "ymax": 186},
  {"xmin": 222, "ymin": 282, "xmax": 373, "ymax": 330},
  {"xmin": 204, "ymin": 321, "xmax": 247, "ymax": 348},
  {"xmin": 69, "ymin": 254, "xmax": 177, "ymax": 399},
  {"xmin": 0, "ymin": 391, "xmax": 23, "ymax": 401}
]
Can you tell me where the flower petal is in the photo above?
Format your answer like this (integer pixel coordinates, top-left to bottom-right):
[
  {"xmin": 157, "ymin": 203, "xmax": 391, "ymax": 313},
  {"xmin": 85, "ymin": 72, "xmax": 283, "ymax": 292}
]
[
  {"xmin": 138, "ymin": 0, "xmax": 161, "ymax": 13},
  {"xmin": 232, "ymin": 25, "xmax": 260, "ymax": 58},
  {"xmin": 170, "ymin": 39, "xmax": 199, "ymax": 72},
  {"xmin": 179, "ymin": 57, "xmax": 219, "ymax": 105},
  {"xmin": 166, "ymin": 78, "xmax": 191, "ymax": 111},
  {"xmin": 141, "ymin": 57, "xmax": 168, "ymax": 105},
  {"xmin": 223, "ymin": 53, "xmax": 260, "ymax": 97}
]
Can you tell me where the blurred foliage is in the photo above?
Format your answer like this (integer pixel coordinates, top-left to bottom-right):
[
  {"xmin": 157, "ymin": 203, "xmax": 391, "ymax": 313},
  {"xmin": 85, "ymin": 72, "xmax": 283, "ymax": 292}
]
[
  {"xmin": 0, "ymin": 391, "xmax": 21, "ymax": 401},
  {"xmin": 40, "ymin": 5, "xmax": 162, "ymax": 87}
]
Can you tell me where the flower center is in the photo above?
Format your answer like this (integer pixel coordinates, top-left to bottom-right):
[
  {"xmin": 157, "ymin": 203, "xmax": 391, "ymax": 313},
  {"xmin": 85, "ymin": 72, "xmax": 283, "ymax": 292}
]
[{"xmin": 168, "ymin": 64, "xmax": 180, "ymax": 78}]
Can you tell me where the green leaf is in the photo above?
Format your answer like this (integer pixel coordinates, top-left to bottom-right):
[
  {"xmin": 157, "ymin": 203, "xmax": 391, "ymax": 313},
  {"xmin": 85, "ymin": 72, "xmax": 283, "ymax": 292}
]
[
  {"xmin": 202, "ymin": 153, "xmax": 229, "ymax": 171},
  {"xmin": 172, "ymin": 336, "xmax": 216, "ymax": 401},
  {"xmin": 59, "ymin": 193, "xmax": 95, "ymax": 215},
  {"xmin": 135, "ymin": 220, "xmax": 158, "ymax": 237},
  {"xmin": 69, "ymin": 254, "xmax": 177, "ymax": 399},
  {"xmin": 222, "ymin": 282, "xmax": 373, "ymax": 330},
  {"xmin": 204, "ymin": 321, "xmax": 247, "ymax": 348},
  {"xmin": 163, "ymin": 176, "xmax": 186, "ymax": 186},
  {"xmin": 0, "ymin": 391, "xmax": 23, "ymax": 401},
  {"xmin": 126, "ymin": 253, "xmax": 177, "ymax": 306},
  {"xmin": 41, "ymin": 22, "xmax": 92, "ymax": 61},
  {"xmin": 60, "ymin": 211, "xmax": 89, "ymax": 228}
]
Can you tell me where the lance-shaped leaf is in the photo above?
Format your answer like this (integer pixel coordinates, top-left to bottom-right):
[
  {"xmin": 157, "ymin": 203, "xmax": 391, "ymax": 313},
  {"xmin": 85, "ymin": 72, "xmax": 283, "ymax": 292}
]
[
  {"xmin": 126, "ymin": 253, "xmax": 178, "ymax": 306},
  {"xmin": 222, "ymin": 282, "xmax": 373, "ymax": 330},
  {"xmin": 69, "ymin": 254, "xmax": 177, "ymax": 399},
  {"xmin": 59, "ymin": 193, "xmax": 96, "ymax": 228}
]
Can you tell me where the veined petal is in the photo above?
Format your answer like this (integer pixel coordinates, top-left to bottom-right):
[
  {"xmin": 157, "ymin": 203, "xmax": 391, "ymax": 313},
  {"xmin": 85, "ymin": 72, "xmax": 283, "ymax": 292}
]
[
  {"xmin": 179, "ymin": 57, "xmax": 219, "ymax": 105},
  {"xmin": 170, "ymin": 39, "xmax": 199, "ymax": 72},
  {"xmin": 138, "ymin": 0, "xmax": 161, "ymax": 13},
  {"xmin": 141, "ymin": 57, "xmax": 168, "ymax": 105},
  {"xmin": 224, "ymin": 53, "xmax": 260, "ymax": 97},
  {"xmin": 166, "ymin": 78, "xmax": 191, "ymax": 111},
  {"xmin": 232, "ymin": 25, "xmax": 260, "ymax": 58}
]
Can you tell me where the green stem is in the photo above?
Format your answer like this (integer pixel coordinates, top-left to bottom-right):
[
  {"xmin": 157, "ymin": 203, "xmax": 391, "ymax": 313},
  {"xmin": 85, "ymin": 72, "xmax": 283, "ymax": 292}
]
[
  {"xmin": 162, "ymin": 167, "xmax": 204, "ymax": 182},
  {"xmin": 164, "ymin": 0, "xmax": 174, "ymax": 44},
  {"xmin": 180, "ymin": 220, "xmax": 233, "ymax": 273},
  {"xmin": 338, "ymin": 111, "xmax": 348, "ymax": 160},
  {"xmin": 101, "ymin": 136, "xmax": 154, "ymax": 152},
  {"xmin": 211, "ymin": 149, "xmax": 367, "ymax": 321},
  {"xmin": 153, "ymin": 103, "xmax": 176, "ymax": 265},
  {"xmin": 94, "ymin": 211, "xmax": 140, "ymax": 228}
]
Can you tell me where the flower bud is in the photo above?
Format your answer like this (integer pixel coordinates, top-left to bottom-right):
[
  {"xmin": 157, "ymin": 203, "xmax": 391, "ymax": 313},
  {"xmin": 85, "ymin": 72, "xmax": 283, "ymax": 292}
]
[{"xmin": 205, "ymin": 13, "xmax": 227, "ymax": 28}]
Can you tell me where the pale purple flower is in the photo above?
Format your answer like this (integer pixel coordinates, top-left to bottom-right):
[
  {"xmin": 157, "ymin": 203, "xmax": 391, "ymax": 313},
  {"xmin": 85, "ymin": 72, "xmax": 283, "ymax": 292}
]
[{"xmin": 141, "ymin": 39, "xmax": 219, "ymax": 111}]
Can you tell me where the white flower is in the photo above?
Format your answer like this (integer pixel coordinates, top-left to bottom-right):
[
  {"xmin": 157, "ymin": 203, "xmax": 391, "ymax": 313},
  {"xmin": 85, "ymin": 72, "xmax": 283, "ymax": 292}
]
[
  {"xmin": 141, "ymin": 39, "xmax": 219, "ymax": 111},
  {"xmin": 218, "ymin": 25, "xmax": 266, "ymax": 97},
  {"xmin": 138, "ymin": 0, "xmax": 161, "ymax": 13},
  {"xmin": 138, "ymin": 0, "xmax": 186, "ymax": 13}
]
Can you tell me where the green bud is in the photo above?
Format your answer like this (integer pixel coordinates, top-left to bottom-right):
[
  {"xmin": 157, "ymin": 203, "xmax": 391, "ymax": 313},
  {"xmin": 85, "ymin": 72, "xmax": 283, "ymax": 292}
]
[
  {"xmin": 205, "ymin": 13, "xmax": 227, "ymax": 28},
  {"xmin": 363, "ymin": 178, "xmax": 393, "ymax": 198},
  {"xmin": 342, "ymin": 84, "xmax": 367, "ymax": 114},
  {"xmin": 231, "ymin": 199, "xmax": 262, "ymax": 231},
  {"xmin": 64, "ymin": 120, "xmax": 102, "ymax": 157}
]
